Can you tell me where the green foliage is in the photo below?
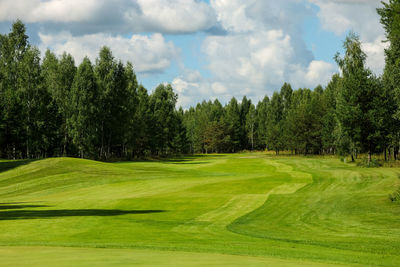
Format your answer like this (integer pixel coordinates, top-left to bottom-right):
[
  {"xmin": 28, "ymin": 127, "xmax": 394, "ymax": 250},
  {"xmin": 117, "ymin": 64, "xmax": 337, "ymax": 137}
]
[
  {"xmin": 225, "ymin": 98, "xmax": 241, "ymax": 152},
  {"xmin": 1, "ymin": 15, "xmax": 400, "ymax": 162},
  {"xmin": 69, "ymin": 57, "xmax": 98, "ymax": 158},
  {"xmin": 356, "ymin": 157, "xmax": 382, "ymax": 167},
  {"xmin": 378, "ymin": 0, "xmax": 400, "ymax": 160},
  {"xmin": 148, "ymin": 84, "xmax": 182, "ymax": 155},
  {"xmin": 334, "ymin": 32, "xmax": 388, "ymax": 162},
  {"xmin": 245, "ymin": 103, "xmax": 256, "ymax": 150},
  {"xmin": 389, "ymin": 186, "xmax": 400, "ymax": 202}
]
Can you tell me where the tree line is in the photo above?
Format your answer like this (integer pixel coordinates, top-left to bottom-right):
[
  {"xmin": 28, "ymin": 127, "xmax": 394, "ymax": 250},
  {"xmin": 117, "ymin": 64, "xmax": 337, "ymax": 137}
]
[
  {"xmin": 185, "ymin": 0, "xmax": 400, "ymax": 164},
  {"xmin": 0, "ymin": 21, "xmax": 188, "ymax": 159},
  {"xmin": 1, "ymin": 1, "xmax": 399, "ymax": 162}
]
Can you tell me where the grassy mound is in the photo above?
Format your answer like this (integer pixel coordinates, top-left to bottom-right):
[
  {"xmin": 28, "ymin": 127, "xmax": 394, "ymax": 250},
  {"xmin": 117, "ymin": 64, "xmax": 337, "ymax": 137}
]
[{"xmin": 0, "ymin": 154, "xmax": 399, "ymax": 266}]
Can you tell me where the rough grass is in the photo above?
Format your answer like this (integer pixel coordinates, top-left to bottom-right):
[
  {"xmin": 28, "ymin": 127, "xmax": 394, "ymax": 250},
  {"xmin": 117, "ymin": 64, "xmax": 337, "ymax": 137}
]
[{"xmin": 0, "ymin": 153, "xmax": 399, "ymax": 266}]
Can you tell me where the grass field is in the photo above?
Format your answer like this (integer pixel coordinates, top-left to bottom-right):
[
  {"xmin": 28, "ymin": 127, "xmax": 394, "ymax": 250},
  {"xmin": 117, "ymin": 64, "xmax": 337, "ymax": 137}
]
[{"xmin": 0, "ymin": 153, "xmax": 400, "ymax": 266}]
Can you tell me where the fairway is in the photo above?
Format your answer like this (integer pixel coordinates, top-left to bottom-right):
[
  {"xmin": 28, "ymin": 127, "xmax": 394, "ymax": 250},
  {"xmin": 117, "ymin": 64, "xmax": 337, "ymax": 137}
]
[{"xmin": 0, "ymin": 154, "xmax": 400, "ymax": 266}]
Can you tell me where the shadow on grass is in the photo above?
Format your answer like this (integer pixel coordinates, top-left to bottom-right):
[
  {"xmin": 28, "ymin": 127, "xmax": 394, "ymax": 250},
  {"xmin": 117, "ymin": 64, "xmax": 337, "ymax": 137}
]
[
  {"xmin": 0, "ymin": 159, "xmax": 34, "ymax": 173},
  {"xmin": 0, "ymin": 208, "xmax": 167, "ymax": 220},
  {"xmin": 169, "ymin": 161, "xmax": 211, "ymax": 165},
  {"xmin": 158, "ymin": 154, "xmax": 225, "ymax": 164},
  {"xmin": 125, "ymin": 154, "xmax": 224, "ymax": 162}
]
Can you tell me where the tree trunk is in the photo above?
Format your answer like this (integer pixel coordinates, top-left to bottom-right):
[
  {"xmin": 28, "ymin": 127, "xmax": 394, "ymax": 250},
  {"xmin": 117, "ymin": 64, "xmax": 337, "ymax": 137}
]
[
  {"xmin": 384, "ymin": 148, "xmax": 387, "ymax": 161},
  {"xmin": 368, "ymin": 150, "xmax": 371, "ymax": 166},
  {"xmin": 107, "ymin": 133, "xmax": 111, "ymax": 159},
  {"xmin": 251, "ymin": 127, "xmax": 254, "ymax": 151},
  {"xmin": 100, "ymin": 121, "xmax": 104, "ymax": 159},
  {"xmin": 63, "ymin": 124, "xmax": 68, "ymax": 156}
]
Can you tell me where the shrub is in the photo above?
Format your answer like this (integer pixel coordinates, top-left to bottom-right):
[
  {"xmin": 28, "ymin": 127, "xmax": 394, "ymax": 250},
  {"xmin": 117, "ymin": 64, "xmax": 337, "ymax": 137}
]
[
  {"xmin": 356, "ymin": 158, "xmax": 382, "ymax": 167},
  {"xmin": 389, "ymin": 187, "xmax": 400, "ymax": 202}
]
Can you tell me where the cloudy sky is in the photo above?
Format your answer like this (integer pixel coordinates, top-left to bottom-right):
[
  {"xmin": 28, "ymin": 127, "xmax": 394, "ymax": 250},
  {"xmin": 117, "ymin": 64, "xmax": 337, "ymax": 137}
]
[{"xmin": 0, "ymin": 0, "xmax": 387, "ymax": 108}]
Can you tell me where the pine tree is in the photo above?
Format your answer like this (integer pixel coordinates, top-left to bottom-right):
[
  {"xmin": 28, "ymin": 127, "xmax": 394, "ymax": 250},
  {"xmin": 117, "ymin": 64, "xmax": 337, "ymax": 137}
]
[
  {"xmin": 225, "ymin": 97, "xmax": 241, "ymax": 152},
  {"xmin": 246, "ymin": 103, "xmax": 256, "ymax": 151},
  {"xmin": 255, "ymin": 96, "xmax": 269, "ymax": 150},
  {"xmin": 266, "ymin": 92, "xmax": 284, "ymax": 154}
]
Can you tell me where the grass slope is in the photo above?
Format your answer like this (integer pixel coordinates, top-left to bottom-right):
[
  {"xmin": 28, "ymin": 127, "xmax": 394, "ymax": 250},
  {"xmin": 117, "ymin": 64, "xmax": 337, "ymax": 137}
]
[{"xmin": 0, "ymin": 154, "xmax": 399, "ymax": 266}]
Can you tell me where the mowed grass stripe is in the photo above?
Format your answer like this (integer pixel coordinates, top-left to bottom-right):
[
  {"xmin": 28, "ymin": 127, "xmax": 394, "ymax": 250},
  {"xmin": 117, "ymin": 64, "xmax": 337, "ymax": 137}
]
[{"xmin": 0, "ymin": 246, "xmax": 344, "ymax": 267}]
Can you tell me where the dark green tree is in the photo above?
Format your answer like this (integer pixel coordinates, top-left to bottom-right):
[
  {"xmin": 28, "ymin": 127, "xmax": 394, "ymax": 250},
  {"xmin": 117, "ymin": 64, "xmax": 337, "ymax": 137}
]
[
  {"xmin": 378, "ymin": 0, "xmax": 400, "ymax": 159},
  {"xmin": 149, "ymin": 84, "xmax": 178, "ymax": 155},
  {"xmin": 69, "ymin": 57, "xmax": 99, "ymax": 158},
  {"xmin": 240, "ymin": 96, "xmax": 251, "ymax": 149},
  {"xmin": 266, "ymin": 92, "xmax": 284, "ymax": 154},
  {"xmin": 246, "ymin": 103, "xmax": 256, "ymax": 150},
  {"xmin": 255, "ymin": 96, "xmax": 269, "ymax": 150},
  {"xmin": 0, "ymin": 20, "xmax": 29, "ymax": 158},
  {"xmin": 57, "ymin": 53, "xmax": 76, "ymax": 155},
  {"xmin": 225, "ymin": 97, "xmax": 241, "ymax": 152},
  {"xmin": 335, "ymin": 32, "xmax": 384, "ymax": 163},
  {"xmin": 321, "ymin": 74, "xmax": 340, "ymax": 154}
]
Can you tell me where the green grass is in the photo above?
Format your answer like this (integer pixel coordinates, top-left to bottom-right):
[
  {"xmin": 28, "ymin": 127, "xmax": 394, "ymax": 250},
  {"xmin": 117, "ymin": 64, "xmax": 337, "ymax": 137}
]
[{"xmin": 0, "ymin": 153, "xmax": 399, "ymax": 266}]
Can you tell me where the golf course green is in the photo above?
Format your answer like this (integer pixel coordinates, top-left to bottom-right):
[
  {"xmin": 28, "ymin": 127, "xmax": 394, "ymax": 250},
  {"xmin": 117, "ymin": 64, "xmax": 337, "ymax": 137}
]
[{"xmin": 0, "ymin": 153, "xmax": 399, "ymax": 266}]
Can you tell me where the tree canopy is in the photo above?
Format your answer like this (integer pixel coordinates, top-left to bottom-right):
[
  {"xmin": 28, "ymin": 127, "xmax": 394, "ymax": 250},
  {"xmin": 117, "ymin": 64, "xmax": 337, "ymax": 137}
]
[{"xmin": 0, "ymin": 13, "xmax": 399, "ymax": 162}]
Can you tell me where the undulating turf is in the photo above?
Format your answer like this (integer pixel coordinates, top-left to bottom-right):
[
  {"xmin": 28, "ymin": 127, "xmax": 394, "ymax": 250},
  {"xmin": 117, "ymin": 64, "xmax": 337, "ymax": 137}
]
[{"xmin": 0, "ymin": 153, "xmax": 399, "ymax": 266}]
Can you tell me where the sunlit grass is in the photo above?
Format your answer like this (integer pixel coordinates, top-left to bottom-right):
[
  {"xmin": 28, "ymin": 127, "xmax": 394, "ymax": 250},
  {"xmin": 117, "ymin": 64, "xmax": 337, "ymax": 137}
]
[{"xmin": 0, "ymin": 153, "xmax": 399, "ymax": 266}]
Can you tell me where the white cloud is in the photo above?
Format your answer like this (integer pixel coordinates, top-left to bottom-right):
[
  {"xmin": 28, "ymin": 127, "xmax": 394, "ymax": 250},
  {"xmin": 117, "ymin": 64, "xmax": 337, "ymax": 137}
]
[
  {"xmin": 171, "ymin": 0, "xmax": 336, "ymax": 108},
  {"xmin": 172, "ymin": 69, "xmax": 212, "ymax": 108},
  {"xmin": 133, "ymin": 0, "xmax": 216, "ymax": 33},
  {"xmin": 309, "ymin": 0, "xmax": 387, "ymax": 74},
  {"xmin": 0, "ymin": 0, "xmax": 103, "ymax": 23},
  {"xmin": 0, "ymin": 0, "xmax": 216, "ymax": 34},
  {"xmin": 211, "ymin": 0, "xmax": 258, "ymax": 33},
  {"xmin": 170, "ymin": 0, "xmax": 387, "ymax": 108},
  {"xmin": 362, "ymin": 37, "xmax": 388, "ymax": 75},
  {"xmin": 211, "ymin": 82, "xmax": 227, "ymax": 94},
  {"xmin": 309, "ymin": 0, "xmax": 384, "ymax": 41},
  {"xmin": 2, "ymin": 0, "xmax": 388, "ymax": 108},
  {"xmin": 39, "ymin": 32, "xmax": 179, "ymax": 73},
  {"xmin": 203, "ymin": 30, "xmax": 295, "ymax": 90},
  {"xmin": 290, "ymin": 60, "xmax": 337, "ymax": 89}
]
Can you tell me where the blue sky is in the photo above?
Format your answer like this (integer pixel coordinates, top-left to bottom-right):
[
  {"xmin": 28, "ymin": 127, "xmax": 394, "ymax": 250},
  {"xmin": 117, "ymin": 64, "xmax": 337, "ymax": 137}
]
[{"xmin": 0, "ymin": 0, "xmax": 386, "ymax": 108}]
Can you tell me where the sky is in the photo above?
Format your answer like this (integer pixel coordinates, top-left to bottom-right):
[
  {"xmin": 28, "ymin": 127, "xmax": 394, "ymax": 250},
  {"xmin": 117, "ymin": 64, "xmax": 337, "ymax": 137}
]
[{"xmin": 0, "ymin": 0, "xmax": 387, "ymax": 108}]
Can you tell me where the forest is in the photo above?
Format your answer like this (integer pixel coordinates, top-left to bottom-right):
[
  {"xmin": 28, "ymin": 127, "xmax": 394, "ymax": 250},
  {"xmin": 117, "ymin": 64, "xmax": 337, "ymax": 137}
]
[{"xmin": 0, "ymin": 1, "xmax": 399, "ymax": 163}]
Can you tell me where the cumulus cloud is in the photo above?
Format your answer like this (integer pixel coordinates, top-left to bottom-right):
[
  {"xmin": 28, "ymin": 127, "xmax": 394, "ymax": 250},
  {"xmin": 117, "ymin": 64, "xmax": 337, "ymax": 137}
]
[
  {"xmin": 1, "ymin": 0, "xmax": 388, "ymax": 108},
  {"xmin": 362, "ymin": 37, "xmax": 389, "ymax": 75},
  {"xmin": 203, "ymin": 30, "xmax": 296, "ymax": 90},
  {"xmin": 310, "ymin": 0, "xmax": 387, "ymax": 74},
  {"xmin": 172, "ymin": 69, "xmax": 212, "ymax": 108},
  {"xmin": 0, "ymin": 0, "xmax": 216, "ymax": 34},
  {"xmin": 309, "ymin": 0, "xmax": 384, "ymax": 41},
  {"xmin": 171, "ymin": 0, "xmax": 336, "ymax": 108},
  {"xmin": 39, "ymin": 32, "xmax": 179, "ymax": 73},
  {"xmin": 289, "ymin": 60, "xmax": 337, "ymax": 89}
]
